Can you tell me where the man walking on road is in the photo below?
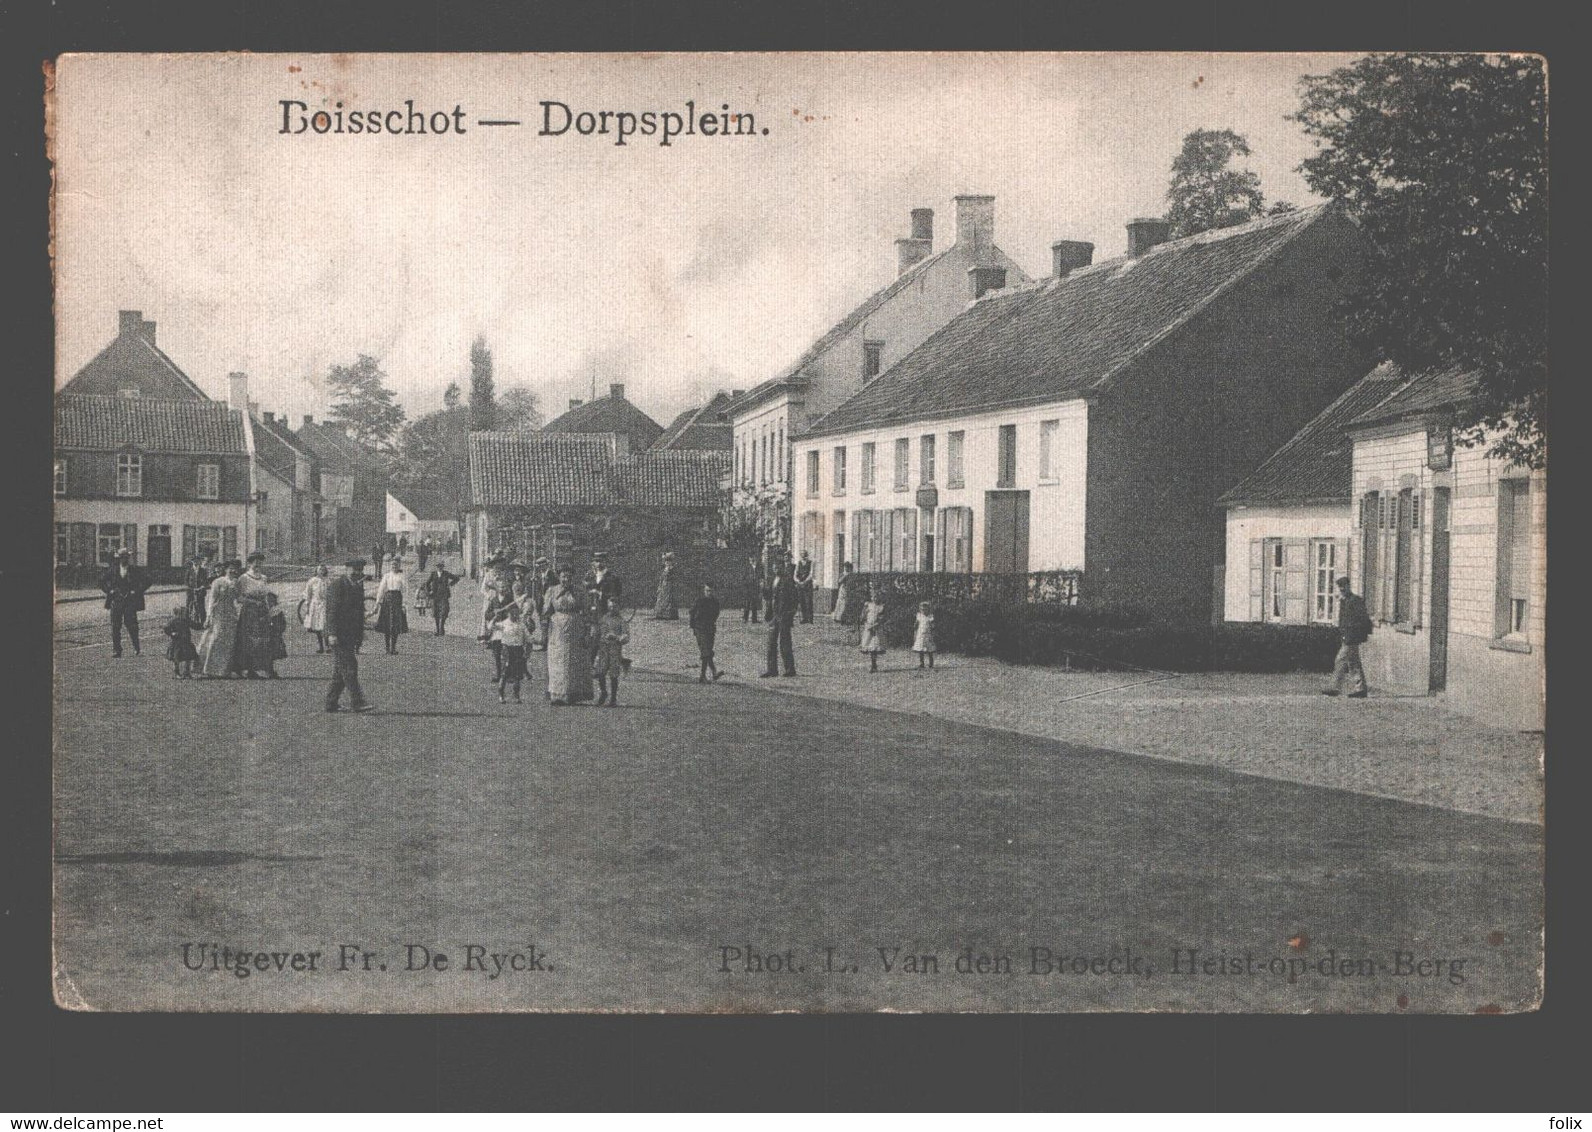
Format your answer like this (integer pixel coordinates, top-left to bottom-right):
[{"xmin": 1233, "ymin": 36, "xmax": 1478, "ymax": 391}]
[
  {"xmin": 99, "ymin": 547, "xmax": 151, "ymax": 657},
  {"xmin": 324, "ymin": 557, "xmax": 374, "ymax": 712},
  {"xmin": 794, "ymin": 550, "xmax": 815, "ymax": 624},
  {"xmin": 761, "ymin": 560, "xmax": 799, "ymax": 678},
  {"xmin": 1324, "ymin": 576, "xmax": 1372, "ymax": 699}
]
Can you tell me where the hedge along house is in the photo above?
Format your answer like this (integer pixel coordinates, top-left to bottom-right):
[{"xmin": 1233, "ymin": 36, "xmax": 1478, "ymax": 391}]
[
  {"xmin": 793, "ymin": 204, "xmax": 1372, "ymax": 622},
  {"xmin": 1219, "ymin": 363, "xmax": 1409, "ymax": 627},
  {"xmin": 465, "ymin": 431, "xmax": 730, "ymax": 598},
  {"xmin": 55, "ymin": 310, "xmax": 255, "ymax": 581},
  {"xmin": 724, "ymin": 196, "xmax": 1032, "ymax": 551},
  {"xmin": 1344, "ymin": 368, "xmax": 1544, "ymax": 731}
]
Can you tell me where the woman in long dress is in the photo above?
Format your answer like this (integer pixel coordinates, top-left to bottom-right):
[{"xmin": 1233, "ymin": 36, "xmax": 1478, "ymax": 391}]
[
  {"xmin": 652, "ymin": 551, "xmax": 679, "ymax": 619},
  {"xmin": 374, "ymin": 558, "xmax": 409, "ymax": 654},
  {"xmin": 543, "ymin": 565, "xmax": 594, "ymax": 706},
  {"xmin": 831, "ymin": 562, "xmax": 856, "ymax": 622},
  {"xmin": 301, "ymin": 564, "xmax": 330, "ymax": 653},
  {"xmin": 234, "ymin": 553, "xmax": 276, "ymax": 677},
  {"xmin": 195, "ymin": 560, "xmax": 242, "ymax": 678}
]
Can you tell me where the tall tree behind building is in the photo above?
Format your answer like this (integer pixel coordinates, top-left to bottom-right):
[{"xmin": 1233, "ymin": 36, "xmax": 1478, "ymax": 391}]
[
  {"xmin": 496, "ymin": 385, "xmax": 543, "ymax": 432},
  {"xmin": 394, "ymin": 382, "xmax": 470, "ymax": 511},
  {"xmin": 1293, "ymin": 53, "xmax": 1547, "ymax": 467},
  {"xmin": 1165, "ymin": 128, "xmax": 1267, "ymax": 238},
  {"xmin": 469, "ymin": 336, "xmax": 496, "ymax": 431},
  {"xmin": 326, "ymin": 354, "xmax": 406, "ymax": 452}
]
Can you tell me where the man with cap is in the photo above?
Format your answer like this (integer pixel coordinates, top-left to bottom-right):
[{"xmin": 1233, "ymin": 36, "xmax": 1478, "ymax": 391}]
[
  {"xmin": 584, "ymin": 550, "xmax": 623, "ymax": 615},
  {"xmin": 323, "ymin": 556, "xmax": 374, "ymax": 712},
  {"xmin": 99, "ymin": 547, "xmax": 151, "ymax": 657}
]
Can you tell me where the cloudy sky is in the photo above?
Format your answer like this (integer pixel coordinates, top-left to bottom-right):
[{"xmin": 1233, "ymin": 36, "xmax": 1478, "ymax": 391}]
[{"xmin": 53, "ymin": 52, "xmax": 1359, "ymax": 430}]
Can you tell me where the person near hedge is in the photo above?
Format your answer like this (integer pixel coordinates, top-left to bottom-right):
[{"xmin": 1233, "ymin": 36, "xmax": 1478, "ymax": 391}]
[
  {"xmin": 912, "ymin": 600, "xmax": 937, "ymax": 670},
  {"xmin": 162, "ymin": 602, "xmax": 198, "ymax": 679},
  {"xmin": 592, "ymin": 596, "xmax": 630, "ymax": 706},
  {"xmin": 1324, "ymin": 576, "xmax": 1373, "ymax": 698},
  {"xmin": 689, "ymin": 582, "xmax": 722, "ymax": 683},
  {"xmin": 859, "ymin": 586, "xmax": 888, "ymax": 673},
  {"xmin": 830, "ymin": 561, "xmax": 855, "ymax": 625},
  {"xmin": 373, "ymin": 557, "xmax": 409, "ymax": 654}
]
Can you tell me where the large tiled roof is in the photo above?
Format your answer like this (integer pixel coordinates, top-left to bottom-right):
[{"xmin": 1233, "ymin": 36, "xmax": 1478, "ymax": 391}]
[
  {"xmin": 55, "ymin": 394, "xmax": 247, "ymax": 454},
  {"xmin": 61, "ymin": 331, "xmax": 211, "ymax": 402},
  {"xmin": 1347, "ymin": 366, "xmax": 1481, "ymax": 429},
  {"xmin": 541, "ymin": 394, "xmax": 663, "ymax": 449},
  {"xmin": 652, "ymin": 392, "xmax": 734, "ymax": 451},
  {"xmin": 469, "ymin": 432, "xmax": 727, "ymax": 510},
  {"xmin": 805, "ymin": 204, "xmax": 1342, "ymax": 438},
  {"xmin": 1219, "ymin": 363, "xmax": 1409, "ymax": 507}
]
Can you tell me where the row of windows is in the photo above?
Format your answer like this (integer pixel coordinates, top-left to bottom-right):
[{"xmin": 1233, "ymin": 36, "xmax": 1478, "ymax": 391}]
[
  {"xmin": 736, "ymin": 420, "xmax": 787, "ymax": 489},
  {"xmin": 53, "ymin": 456, "xmax": 222, "ymax": 500},
  {"xmin": 805, "ymin": 419, "xmax": 1067, "ymax": 498},
  {"xmin": 799, "ymin": 506, "xmax": 975, "ymax": 578},
  {"xmin": 1247, "ymin": 538, "xmax": 1344, "ymax": 625},
  {"xmin": 54, "ymin": 522, "xmax": 238, "ymax": 568}
]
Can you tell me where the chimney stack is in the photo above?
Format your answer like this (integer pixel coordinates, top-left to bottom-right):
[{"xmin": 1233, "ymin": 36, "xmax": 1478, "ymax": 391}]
[
  {"xmin": 610, "ymin": 383, "xmax": 625, "ymax": 401},
  {"xmin": 569, "ymin": 398, "xmax": 584, "ymax": 411},
  {"xmin": 730, "ymin": 388, "xmax": 744, "ymax": 398},
  {"xmin": 263, "ymin": 411, "xmax": 275, "ymax": 423},
  {"xmin": 140, "ymin": 319, "xmax": 156, "ymax": 345},
  {"xmin": 302, "ymin": 414, "xmax": 314, "ymax": 426},
  {"xmin": 119, "ymin": 310, "xmax": 143, "ymax": 337},
  {"xmin": 228, "ymin": 372, "xmax": 249, "ymax": 412},
  {"xmin": 911, "ymin": 208, "xmax": 934, "ymax": 243},
  {"xmin": 1051, "ymin": 240, "xmax": 1095, "ymax": 278},
  {"xmin": 968, "ymin": 266, "xmax": 1007, "ymax": 300},
  {"xmin": 895, "ymin": 207, "xmax": 935, "ymax": 275},
  {"xmin": 954, "ymin": 195, "xmax": 996, "ymax": 255},
  {"xmin": 1126, "ymin": 217, "xmax": 1173, "ymax": 257}
]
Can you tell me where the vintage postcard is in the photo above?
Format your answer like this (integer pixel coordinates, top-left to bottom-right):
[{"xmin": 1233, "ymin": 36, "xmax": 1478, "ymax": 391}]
[{"xmin": 49, "ymin": 52, "xmax": 1546, "ymax": 1013}]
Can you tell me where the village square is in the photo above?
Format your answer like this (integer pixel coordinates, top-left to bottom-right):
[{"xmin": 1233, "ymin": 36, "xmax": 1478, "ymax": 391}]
[{"xmin": 50, "ymin": 53, "xmax": 1545, "ymax": 1013}]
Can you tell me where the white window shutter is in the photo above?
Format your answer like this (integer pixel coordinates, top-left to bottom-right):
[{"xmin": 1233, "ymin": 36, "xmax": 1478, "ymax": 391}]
[{"xmin": 1248, "ymin": 539, "xmax": 1264, "ymax": 621}]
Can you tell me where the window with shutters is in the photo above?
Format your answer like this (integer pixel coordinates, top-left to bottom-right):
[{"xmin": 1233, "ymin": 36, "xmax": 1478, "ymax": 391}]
[
  {"xmin": 920, "ymin": 435, "xmax": 936, "ymax": 485},
  {"xmin": 937, "ymin": 507, "xmax": 973, "ymax": 572},
  {"xmin": 223, "ymin": 526, "xmax": 238, "ymax": 561},
  {"xmin": 1495, "ymin": 479, "xmax": 1532, "ymax": 639},
  {"xmin": 996, "ymin": 424, "xmax": 1017, "ymax": 488},
  {"xmin": 947, "ymin": 431, "xmax": 965, "ymax": 488},
  {"xmin": 893, "ymin": 508, "xmax": 917, "ymax": 571},
  {"xmin": 196, "ymin": 462, "xmax": 220, "ymax": 500},
  {"xmin": 1360, "ymin": 492, "xmax": 1381, "ymax": 617},
  {"xmin": 1360, "ymin": 487, "xmax": 1421, "ymax": 626},
  {"xmin": 116, "ymin": 453, "xmax": 142, "ymax": 497},
  {"xmin": 805, "ymin": 450, "xmax": 820, "ymax": 497},
  {"xmin": 1254, "ymin": 537, "xmax": 1342, "ymax": 625},
  {"xmin": 860, "ymin": 442, "xmax": 877, "ymax": 494},
  {"xmin": 97, "ymin": 522, "xmax": 136, "ymax": 564},
  {"xmin": 777, "ymin": 421, "xmax": 785, "ymax": 482},
  {"xmin": 54, "ymin": 458, "xmax": 67, "ymax": 496},
  {"xmin": 832, "ymin": 447, "xmax": 847, "ymax": 495},
  {"xmin": 893, "ymin": 438, "xmax": 910, "ymax": 491},
  {"xmin": 1393, "ymin": 488, "xmax": 1415, "ymax": 623},
  {"xmin": 55, "ymin": 523, "xmax": 71, "ymax": 565},
  {"xmin": 1038, "ymin": 420, "xmax": 1059, "ymax": 481},
  {"xmin": 1312, "ymin": 540, "xmax": 1341, "ymax": 623}
]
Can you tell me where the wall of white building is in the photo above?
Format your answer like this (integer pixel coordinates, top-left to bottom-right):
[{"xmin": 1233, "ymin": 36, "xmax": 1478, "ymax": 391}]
[
  {"xmin": 793, "ymin": 398, "xmax": 1088, "ymax": 588},
  {"xmin": 55, "ymin": 498, "xmax": 252, "ymax": 567},
  {"xmin": 1222, "ymin": 503, "xmax": 1354, "ymax": 623}
]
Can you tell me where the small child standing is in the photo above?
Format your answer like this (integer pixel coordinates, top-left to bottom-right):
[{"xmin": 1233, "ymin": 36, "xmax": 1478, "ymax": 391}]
[
  {"xmin": 912, "ymin": 600, "xmax": 937, "ymax": 670},
  {"xmin": 689, "ymin": 583, "xmax": 722, "ymax": 683},
  {"xmin": 163, "ymin": 604, "xmax": 197, "ymax": 678},
  {"xmin": 592, "ymin": 598, "xmax": 630, "ymax": 707},
  {"xmin": 265, "ymin": 593, "xmax": 288, "ymax": 678},
  {"xmin": 859, "ymin": 588, "xmax": 887, "ymax": 673},
  {"xmin": 494, "ymin": 604, "xmax": 530, "ymax": 703}
]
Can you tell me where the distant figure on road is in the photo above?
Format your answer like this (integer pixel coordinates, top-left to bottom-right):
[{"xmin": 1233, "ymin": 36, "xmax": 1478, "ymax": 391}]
[
  {"xmin": 195, "ymin": 560, "xmax": 242, "ymax": 678},
  {"xmin": 374, "ymin": 558, "xmax": 409, "ymax": 654},
  {"xmin": 301, "ymin": 564, "xmax": 330, "ymax": 653},
  {"xmin": 99, "ymin": 547, "xmax": 150, "ymax": 658},
  {"xmin": 324, "ymin": 557, "xmax": 373, "ymax": 712},
  {"xmin": 741, "ymin": 554, "xmax": 761, "ymax": 623},
  {"xmin": 794, "ymin": 550, "xmax": 815, "ymax": 624},
  {"xmin": 761, "ymin": 561, "xmax": 798, "ymax": 678},
  {"xmin": 652, "ymin": 550, "xmax": 679, "ymax": 620},
  {"xmin": 1324, "ymin": 576, "xmax": 1372, "ymax": 699},
  {"xmin": 689, "ymin": 582, "xmax": 722, "ymax": 683},
  {"xmin": 371, "ymin": 543, "xmax": 386, "ymax": 581},
  {"xmin": 423, "ymin": 560, "xmax": 460, "ymax": 636},
  {"xmin": 859, "ymin": 586, "xmax": 888, "ymax": 673},
  {"xmin": 162, "ymin": 603, "xmax": 197, "ymax": 679},
  {"xmin": 416, "ymin": 536, "xmax": 432, "ymax": 573}
]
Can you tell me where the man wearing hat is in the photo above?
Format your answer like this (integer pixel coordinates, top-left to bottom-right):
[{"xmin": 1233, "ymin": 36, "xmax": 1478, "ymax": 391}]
[
  {"xmin": 583, "ymin": 550, "xmax": 622, "ymax": 615},
  {"xmin": 323, "ymin": 557, "xmax": 374, "ymax": 712},
  {"xmin": 99, "ymin": 546, "xmax": 151, "ymax": 657}
]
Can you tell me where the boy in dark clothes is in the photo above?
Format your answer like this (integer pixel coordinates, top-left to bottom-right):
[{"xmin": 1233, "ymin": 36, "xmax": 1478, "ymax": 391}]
[
  {"xmin": 163, "ymin": 603, "xmax": 198, "ymax": 678},
  {"xmin": 689, "ymin": 583, "xmax": 722, "ymax": 683}
]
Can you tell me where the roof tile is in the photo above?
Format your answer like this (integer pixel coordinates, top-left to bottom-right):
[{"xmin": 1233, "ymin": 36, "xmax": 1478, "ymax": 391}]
[{"xmin": 55, "ymin": 395, "xmax": 247, "ymax": 454}]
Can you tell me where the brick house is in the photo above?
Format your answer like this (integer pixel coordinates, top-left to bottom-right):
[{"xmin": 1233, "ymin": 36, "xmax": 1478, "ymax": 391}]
[
  {"xmin": 249, "ymin": 404, "xmax": 325, "ymax": 562},
  {"xmin": 293, "ymin": 416, "xmax": 390, "ymax": 558},
  {"xmin": 791, "ymin": 204, "xmax": 1372, "ymax": 621},
  {"xmin": 465, "ymin": 431, "xmax": 729, "ymax": 598},
  {"xmin": 54, "ymin": 395, "xmax": 252, "ymax": 583},
  {"xmin": 724, "ymin": 196, "xmax": 1032, "ymax": 550}
]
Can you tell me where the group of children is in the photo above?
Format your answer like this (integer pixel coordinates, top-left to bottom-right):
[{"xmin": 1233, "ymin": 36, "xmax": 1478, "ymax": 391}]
[
  {"xmin": 159, "ymin": 595, "xmax": 289, "ymax": 679},
  {"xmin": 857, "ymin": 591, "xmax": 938, "ymax": 673}
]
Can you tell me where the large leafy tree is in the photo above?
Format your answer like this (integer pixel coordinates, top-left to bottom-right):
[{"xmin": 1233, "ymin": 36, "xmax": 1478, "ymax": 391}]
[
  {"xmin": 469, "ymin": 336, "xmax": 496, "ymax": 431},
  {"xmin": 496, "ymin": 384, "xmax": 544, "ymax": 432},
  {"xmin": 326, "ymin": 354, "xmax": 406, "ymax": 452},
  {"xmin": 1165, "ymin": 128, "xmax": 1267, "ymax": 237},
  {"xmin": 1292, "ymin": 53, "xmax": 1547, "ymax": 467}
]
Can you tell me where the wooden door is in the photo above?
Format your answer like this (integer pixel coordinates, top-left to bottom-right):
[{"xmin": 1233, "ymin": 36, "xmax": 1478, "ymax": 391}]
[{"xmin": 983, "ymin": 490, "xmax": 1031, "ymax": 574}]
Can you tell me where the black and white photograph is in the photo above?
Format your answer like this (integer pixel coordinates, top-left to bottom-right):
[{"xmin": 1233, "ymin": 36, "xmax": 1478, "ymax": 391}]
[{"xmin": 48, "ymin": 51, "xmax": 1547, "ymax": 1015}]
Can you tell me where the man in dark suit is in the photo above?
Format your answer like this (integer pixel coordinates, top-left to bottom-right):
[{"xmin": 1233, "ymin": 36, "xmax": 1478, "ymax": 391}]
[
  {"xmin": 99, "ymin": 547, "xmax": 151, "ymax": 657},
  {"xmin": 584, "ymin": 550, "xmax": 623, "ymax": 614},
  {"xmin": 761, "ymin": 561, "xmax": 799, "ymax": 678},
  {"xmin": 324, "ymin": 557, "xmax": 374, "ymax": 712},
  {"xmin": 1324, "ymin": 576, "xmax": 1373, "ymax": 699},
  {"xmin": 793, "ymin": 550, "xmax": 815, "ymax": 624}
]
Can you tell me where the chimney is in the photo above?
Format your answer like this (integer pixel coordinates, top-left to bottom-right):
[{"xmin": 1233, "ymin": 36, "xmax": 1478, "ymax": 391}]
[
  {"xmin": 953, "ymin": 194, "xmax": 995, "ymax": 255},
  {"xmin": 263, "ymin": 411, "xmax": 275, "ymax": 423},
  {"xmin": 968, "ymin": 266, "xmax": 1007, "ymax": 300},
  {"xmin": 730, "ymin": 388, "xmax": 744, "ymax": 398},
  {"xmin": 228, "ymin": 372, "xmax": 249, "ymax": 412},
  {"xmin": 119, "ymin": 310, "xmax": 143, "ymax": 337},
  {"xmin": 302, "ymin": 414, "xmax": 313, "ymax": 426},
  {"xmin": 895, "ymin": 237, "xmax": 931, "ymax": 275},
  {"xmin": 1051, "ymin": 240, "xmax": 1095, "ymax": 278},
  {"xmin": 911, "ymin": 208, "xmax": 934, "ymax": 244},
  {"xmin": 569, "ymin": 398, "xmax": 584, "ymax": 411},
  {"xmin": 610, "ymin": 383, "xmax": 625, "ymax": 401},
  {"xmin": 248, "ymin": 400, "xmax": 260, "ymax": 419},
  {"xmin": 140, "ymin": 319, "xmax": 156, "ymax": 345},
  {"xmin": 1126, "ymin": 217, "xmax": 1173, "ymax": 257}
]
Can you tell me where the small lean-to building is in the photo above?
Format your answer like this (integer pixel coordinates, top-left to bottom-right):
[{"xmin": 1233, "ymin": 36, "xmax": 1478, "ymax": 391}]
[
  {"xmin": 792, "ymin": 204, "xmax": 1372, "ymax": 621},
  {"xmin": 1345, "ymin": 368, "xmax": 1544, "ymax": 731}
]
